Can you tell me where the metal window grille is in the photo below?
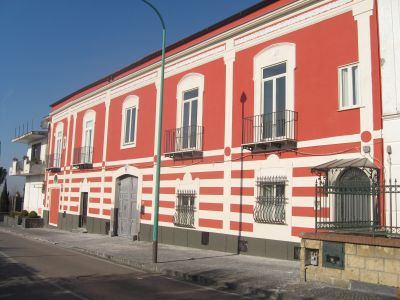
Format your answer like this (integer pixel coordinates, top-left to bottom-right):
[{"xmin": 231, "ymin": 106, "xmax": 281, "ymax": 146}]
[
  {"xmin": 173, "ymin": 190, "xmax": 196, "ymax": 228},
  {"xmin": 254, "ymin": 176, "xmax": 287, "ymax": 224}
]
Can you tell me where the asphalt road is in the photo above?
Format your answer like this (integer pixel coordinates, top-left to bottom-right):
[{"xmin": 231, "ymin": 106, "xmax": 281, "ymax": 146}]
[{"xmin": 0, "ymin": 231, "xmax": 250, "ymax": 300}]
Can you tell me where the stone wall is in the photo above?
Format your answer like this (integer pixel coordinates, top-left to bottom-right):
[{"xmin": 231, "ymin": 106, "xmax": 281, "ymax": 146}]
[{"xmin": 301, "ymin": 233, "xmax": 400, "ymax": 289}]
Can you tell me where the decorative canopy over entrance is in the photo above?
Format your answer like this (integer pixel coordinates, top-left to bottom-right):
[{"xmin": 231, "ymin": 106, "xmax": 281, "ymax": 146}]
[
  {"xmin": 311, "ymin": 158, "xmax": 377, "ymax": 173},
  {"xmin": 312, "ymin": 158, "xmax": 379, "ymax": 185}
]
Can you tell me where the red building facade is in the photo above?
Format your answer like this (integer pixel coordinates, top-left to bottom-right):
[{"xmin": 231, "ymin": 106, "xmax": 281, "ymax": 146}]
[{"xmin": 44, "ymin": 0, "xmax": 383, "ymax": 260}]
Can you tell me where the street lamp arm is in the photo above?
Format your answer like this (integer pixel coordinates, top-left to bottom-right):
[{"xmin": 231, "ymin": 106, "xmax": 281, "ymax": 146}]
[{"xmin": 142, "ymin": 0, "xmax": 166, "ymax": 30}]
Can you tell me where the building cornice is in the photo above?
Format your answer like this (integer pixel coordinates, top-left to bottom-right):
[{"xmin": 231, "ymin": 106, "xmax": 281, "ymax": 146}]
[{"xmin": 49, "ymin": 0, "xmax": 326, "ymax": 117}]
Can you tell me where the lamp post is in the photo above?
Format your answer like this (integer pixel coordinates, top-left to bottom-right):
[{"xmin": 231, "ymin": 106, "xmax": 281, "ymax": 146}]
[{"xmin": 142, "ymin": 0, "xmax": 166, "ymax": 264}]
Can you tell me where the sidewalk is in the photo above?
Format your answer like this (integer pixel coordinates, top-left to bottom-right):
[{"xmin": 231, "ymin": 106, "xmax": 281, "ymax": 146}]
[{"xmin": 0, "ymin": 225, "xmax": 395, "ymax": 299}]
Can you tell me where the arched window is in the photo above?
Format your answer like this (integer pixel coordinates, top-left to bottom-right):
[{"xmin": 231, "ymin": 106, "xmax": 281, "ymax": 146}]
[
  {"xmin": 54, "ymin": 122, "xmax": 64, "ymax": 167},
  {"xmin": 253, "ymin": 43, "xmax": 296, "ymax": 139},
  {"xmin": 176, "ymin": 73, "xmax": 204, "ymax": 150},
  {"xmin": 81, "ymin": 110, "xmax": 95, "ymax": 163},
  {"xmin": 121, "ymin": 95, "xmax": 139, "ymax": 149}
]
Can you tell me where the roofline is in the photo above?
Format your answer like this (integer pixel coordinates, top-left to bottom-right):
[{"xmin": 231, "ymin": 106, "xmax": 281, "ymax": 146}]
[
  {"xmin": 50, "ymin": 0, "xmax": 278, "ymax": 108},
  {"xmin": 11, "ymin": 131, "xmax": 48, "ymax": 143}
]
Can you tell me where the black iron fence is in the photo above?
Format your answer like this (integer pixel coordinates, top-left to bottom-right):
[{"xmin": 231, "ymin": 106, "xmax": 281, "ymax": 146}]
[
  {"xmin": 315, "ymin": 179, "xmax": 400, "ymax": 237},
  {"xmin": 73, "ymin": 147, "xmax": 93, "ymax": 165},
  {"xmin": 242, "ymin": 110, "xmax": 297, "ymax": 145},
  {"xmin": 173, "ymin": 205, "xmax": 195, "ymax": 228},
  {"xmin": 46, "ymin": 153, "xmax": 61, "ymax": 169},
  {"xmin": 165, "ymin": 125, "xmax": 203, "ymax": 154}
]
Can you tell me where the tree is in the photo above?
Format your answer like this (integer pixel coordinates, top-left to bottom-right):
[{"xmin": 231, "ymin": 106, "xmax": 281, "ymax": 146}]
[
  {"xmin": 0, "ymin": 180, "xmax": 9, "ymax": 212},
  {"xmin": 0, "ymin": 167, "xmax": 6, "ymax": 185}
]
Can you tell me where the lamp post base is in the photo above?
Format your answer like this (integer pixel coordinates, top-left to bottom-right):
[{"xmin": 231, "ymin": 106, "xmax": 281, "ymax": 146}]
[{"xmin": 152, "ymin": 240, "xmax": 158, "ymax": 263}]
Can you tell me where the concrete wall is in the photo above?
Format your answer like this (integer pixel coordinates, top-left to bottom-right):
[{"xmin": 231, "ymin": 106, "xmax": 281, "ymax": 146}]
[
  {"xmin": 140, "ymin": 223, "xmax": 299, "ymax": 261},
  {"xmin": 42, "ymin": 210, "xmax": 49, "ymax": 226},
  {"xmin": 57, "ymin": 212, "xmax": 109, "ymax": 235},
  {"xmin": 301, "ymin": 234, "xmax": 400, "ymax": 288}
]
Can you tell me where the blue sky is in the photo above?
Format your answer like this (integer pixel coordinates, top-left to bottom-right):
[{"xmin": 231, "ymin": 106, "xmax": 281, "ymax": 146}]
[{"xmin": 0, "ymin": 0, "xmax": 260, "ymax": 192}]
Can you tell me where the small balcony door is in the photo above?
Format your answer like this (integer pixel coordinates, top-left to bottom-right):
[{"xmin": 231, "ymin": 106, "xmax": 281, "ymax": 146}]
[
  {"xmin": 82, "ymin": 120, "xmax": 93, "ymax": 163},
  {"xmin": 54, "ymin": 131, "xmax": 62, "ymax": 167},
  {"xmin": 181, "ymin": 88, "xmax": 198, "ymax": 150},
  {"xmin": 262, "ymin": 62, "xmax": 286, "ymax": 139}
]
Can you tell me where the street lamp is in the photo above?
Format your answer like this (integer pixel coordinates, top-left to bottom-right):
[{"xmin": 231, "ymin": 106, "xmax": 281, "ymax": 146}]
[{"xmin": 142, "ymin": 0, "xmax": 166, "ymax": 264}]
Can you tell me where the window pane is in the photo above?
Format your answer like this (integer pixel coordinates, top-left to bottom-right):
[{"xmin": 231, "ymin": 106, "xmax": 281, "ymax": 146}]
[
  {"xmin": 263, "ymin": 80, "xmax": 273, "ymax": 115},
  {"xmin": 341, "ymin": 68, "xmax": 349, "ymax": 107},
  {"xmin": 352, "ymin": 65, "xmax": 359, "ymax": 105},
  {"xmin": 182, "ymin": 103, "xmax": 190, "ymax": 148},
  {"xmin": 191, "ymin": 100, "xmax": 198, "ymax": 126},
  {"xmin": 276, "ymin": 77, "xmax": 286, "ymax": 112},
  {"xmin": 263, "ymin": 80, "xmax": 273, "ymax": 139},
  {"xmin": 276, "ymin": 184, "xmax": 285, "ymax": 198},
  {"xmin": 124, "ymin": 108, "xmax": 131, "ymax": 144},
  {"xmin": 86, "ymin": 120, "xmax": 93, "ymax": 129},
  {"xmin": 130, "ymin": 107, "xmax": 136, "ymax": 143},
  {"xmin": 190, "ymin": 100, "xmax": 198, "ymax": 148},
  {"xmin": 183, "ymin": 102, "xmax": 190, "ymax": 127},
  {"xmin": 183, "ymin": 88, "xmax": 198, "ymax": 100},
  {"xmin": 263, "ymin": 62, "xmax": 286, "ymax": 79},
  {"xmin": 262, "ymin": 185, "xmax": 273, "ymax": 198}
]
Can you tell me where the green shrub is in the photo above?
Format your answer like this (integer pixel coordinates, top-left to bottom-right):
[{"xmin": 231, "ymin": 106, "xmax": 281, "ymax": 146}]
[
  {"xmin": 21, "ymin": 210, "xmax": 29, "ymax": 217},
  {"xmin": 9, "ymin": 211, "xmax": 21, "ymax": 218},
  {"xmin": 28, "ymin": 211, "xmax": 38, "ymax": 218}
]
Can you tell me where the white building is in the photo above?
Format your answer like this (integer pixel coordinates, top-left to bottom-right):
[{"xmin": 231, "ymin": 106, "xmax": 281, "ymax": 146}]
[
  {"xmin": 378, "ymin": 0, "xmax": 400, "ymax": 181},
  {"xmin": 9, "ymin": 130, "xmax": 48, "ymax": 215}
]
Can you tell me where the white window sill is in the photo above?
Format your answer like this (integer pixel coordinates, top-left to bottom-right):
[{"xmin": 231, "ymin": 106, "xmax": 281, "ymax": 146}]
[
  {"xmin": 338, "ymin": 104, "xmax": 363, "ymax": 112},
  {"xmin": 120, "ymin": 142, "xmax": 137, "ymax": 150}
]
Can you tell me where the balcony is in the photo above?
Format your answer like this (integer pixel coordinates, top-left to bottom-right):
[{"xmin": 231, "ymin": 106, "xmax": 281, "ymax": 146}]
[
  {"xmin": 9, "ymin": 157, "xmax": 46, "ymax": 176},
  {"xmin": 165, "ymin": 125, "xmax": 203, "ymax": 159},
  {"xmin": 242, "ymin": 110, "xmax": 297, "ymax": 152},
  {"xmin": 46, "ymin": 153, "xmax": 61, "ymax": 172},
  {"xmin": 72, "ymin": 147, "xmax": 93, "ymax": 169}
]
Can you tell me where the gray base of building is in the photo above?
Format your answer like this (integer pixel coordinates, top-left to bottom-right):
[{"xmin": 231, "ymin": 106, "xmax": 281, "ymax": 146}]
[
  {"xmin": 42, "ymin": 210, "xmax": 49, "ymax": 227},
  {"xmin": 139, "ymin": 223, "xmax": 300, "ymax": 261},
  {"xmin": 56, "ymin": 212, "xmax": 110, "ymax": 235}
]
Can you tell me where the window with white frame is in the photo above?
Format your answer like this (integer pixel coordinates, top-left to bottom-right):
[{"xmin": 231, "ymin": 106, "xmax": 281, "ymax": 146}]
[
  {"xmin": 339, "ymin": 63, "xmax": 360, "ymax": 109},
  {"xmin": 121, "ymin": 95, "xmax": 139, "ymax": 148},
  {"xmin": 253, "ymin": 43, "xmax": 296, "ymax": 142},
  {"xmin": 262, "ymin": 62, "xmax": 287, "ymax": 138},
  {"xmin": 176, "ymin": 74, "xmax": 204, "ymax": 151},
  {"xmin": 54, "ymin": 123, "xmax": 63, "ymax": 168},
  {"xmin": 173, "ymin": 190, "xmax": 196, "ymax": 228},
  {"xmin": 254, "ymin": 176, "xmax": 287, "ymax": 224},
  {"xmin": 81, "ymin": 110, "xmax": 95, "ymax": 163},
  {"xmin": 182, "ymin": 88, "xmax": 199, "ymax": 149}
]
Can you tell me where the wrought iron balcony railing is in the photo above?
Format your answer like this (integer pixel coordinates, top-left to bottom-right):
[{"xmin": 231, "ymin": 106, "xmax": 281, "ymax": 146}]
[
  {"xmin": 242, "ymin": 110, "xmax": 297, "ymax": 152},
  {"xmin": 165, "ymin": 125, "xmax": 203, "ymax": 159},
  {"xmin": 46, "ymin": 153, "xmax": 61, "ymax": 171},
  {"xmin": 73, "ymin": 146, "xmax": 93, "ymax": 168},
  {"xmin": 173, "ymin": 205, "xmax": 195, "ymax": 228}
]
